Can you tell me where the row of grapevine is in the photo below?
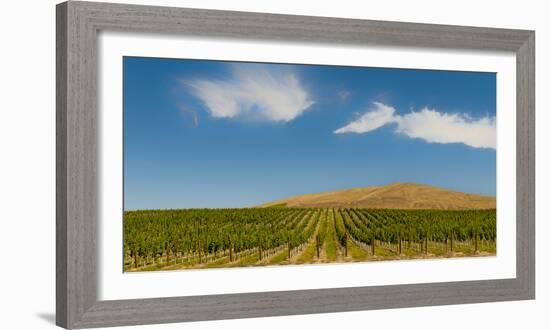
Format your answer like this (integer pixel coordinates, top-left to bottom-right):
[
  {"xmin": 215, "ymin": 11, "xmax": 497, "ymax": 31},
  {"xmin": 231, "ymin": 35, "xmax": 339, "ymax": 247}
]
[
  {"xmin": 124, "ymin": 208, "xmax": 496, "ymax": 271},
  {"xmin": 339, "ymin": 208, "xmax": 496, "ymax": 255}
]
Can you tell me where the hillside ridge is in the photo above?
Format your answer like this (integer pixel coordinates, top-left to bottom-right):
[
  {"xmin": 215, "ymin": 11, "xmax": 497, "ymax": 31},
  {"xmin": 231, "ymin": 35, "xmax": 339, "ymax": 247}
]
[{"xmin": 259, "ymin": 182, "xmax": 495, "ymax": 210}]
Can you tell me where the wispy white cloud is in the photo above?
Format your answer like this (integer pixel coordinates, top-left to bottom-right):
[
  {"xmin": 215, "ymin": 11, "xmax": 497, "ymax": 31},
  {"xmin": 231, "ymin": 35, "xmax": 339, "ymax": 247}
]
[
  {"xmin": 185, "ymin": 65, "xmax": 314, "ymax": 122},
  {"xmin": 333, "ymin": 102, "xmax": 396, "ymax": 134},
  {"xmin": 395, "ymin": 108, "xmax": 496, "ymax": 149},
  {"xmin": 334, "ymin": 102, "xmax": 496, "ymax": 149},
  {"xmin": 179, "ymin": 105, "xmax": 199, "ymax": 127},
  {"xmin": 338, "ymin": 90, "xmax": 351, "ymax": 102}
]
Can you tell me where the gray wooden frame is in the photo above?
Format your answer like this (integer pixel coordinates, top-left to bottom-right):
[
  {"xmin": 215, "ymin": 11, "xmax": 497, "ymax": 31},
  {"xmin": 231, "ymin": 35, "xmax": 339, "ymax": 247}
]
[{"xmin": 56, "ymin": 1, "xmax": 535, "ymax": 328}]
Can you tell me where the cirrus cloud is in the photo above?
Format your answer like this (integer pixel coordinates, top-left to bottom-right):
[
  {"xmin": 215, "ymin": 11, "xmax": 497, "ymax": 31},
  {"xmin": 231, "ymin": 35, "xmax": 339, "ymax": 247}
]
[
  {"xmin": 338, "ymin": 90, "xmax": 351, "ymax": 102},
  {"xmin": 334, "ymin": 102, "xmax": 496, "ymax": 149},
  {"xmin": 333, "ymin": 102, "xmax": 396, "ymax": 134},
  {"xmin": 184, "ymin": 65, "xmax": 314, "ymax": 123}
]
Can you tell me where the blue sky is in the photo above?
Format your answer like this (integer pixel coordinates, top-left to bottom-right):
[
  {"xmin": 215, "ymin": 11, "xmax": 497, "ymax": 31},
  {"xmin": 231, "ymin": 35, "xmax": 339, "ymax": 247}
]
[{"xmin": 124, "ymin": 57, "xmax": 496, "ymax": 210}]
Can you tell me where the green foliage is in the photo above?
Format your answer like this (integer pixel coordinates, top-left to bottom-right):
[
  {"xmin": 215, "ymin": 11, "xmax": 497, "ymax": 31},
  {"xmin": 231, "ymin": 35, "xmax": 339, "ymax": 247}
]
[
  {"xmin": 343, "ymin": 208, "xmax": 496, "ymax": 250},
  {"xmin": 124, "ymin": 208, "xmax": 496, "ymax": 270}
]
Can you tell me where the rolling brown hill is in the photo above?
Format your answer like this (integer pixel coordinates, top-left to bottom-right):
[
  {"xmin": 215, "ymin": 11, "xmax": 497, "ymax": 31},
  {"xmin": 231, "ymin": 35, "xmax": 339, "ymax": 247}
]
[{"xmin": 260, "ymin": 183, "xmax": 495, "ymax": 210}]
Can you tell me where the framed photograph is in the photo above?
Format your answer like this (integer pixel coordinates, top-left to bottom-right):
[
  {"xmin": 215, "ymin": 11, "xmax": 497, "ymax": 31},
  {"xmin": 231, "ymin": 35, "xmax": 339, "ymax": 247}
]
[{"xmin": 56, "ymin": 1, "xmax": 535, "ymax": 328}]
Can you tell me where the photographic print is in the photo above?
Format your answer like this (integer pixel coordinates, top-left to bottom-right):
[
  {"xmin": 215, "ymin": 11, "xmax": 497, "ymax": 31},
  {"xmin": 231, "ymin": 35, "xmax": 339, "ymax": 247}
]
[{"xmin": 123, "ymin": 57, "xmax": 496, "ymax": 272}]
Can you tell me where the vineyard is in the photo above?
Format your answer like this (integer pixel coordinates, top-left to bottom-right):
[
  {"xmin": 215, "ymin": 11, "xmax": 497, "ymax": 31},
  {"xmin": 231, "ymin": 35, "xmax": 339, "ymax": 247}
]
[{"xmin": 123, "ymin": 208, "xmax": 496, "ymax": 272}]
